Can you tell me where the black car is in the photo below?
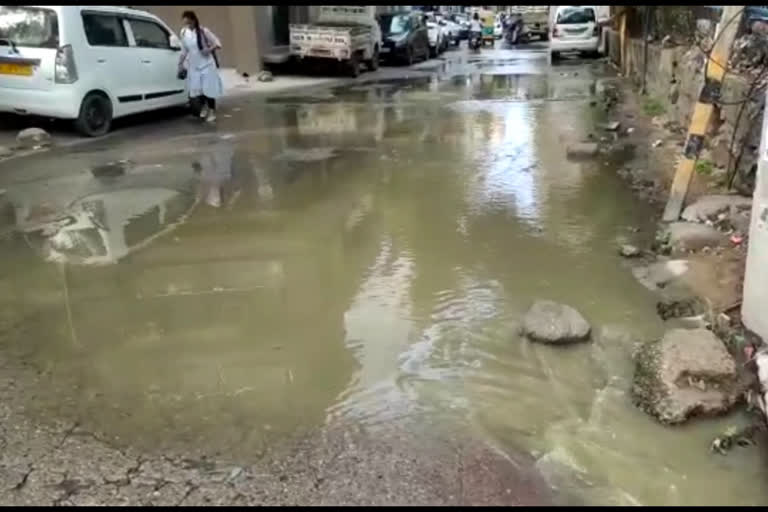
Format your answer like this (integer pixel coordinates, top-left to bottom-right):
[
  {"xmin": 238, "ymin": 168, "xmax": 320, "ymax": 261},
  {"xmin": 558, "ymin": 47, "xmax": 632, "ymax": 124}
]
[{"xmin": 378, "ymin": 11, "xmax": 430, "ymax": 65}]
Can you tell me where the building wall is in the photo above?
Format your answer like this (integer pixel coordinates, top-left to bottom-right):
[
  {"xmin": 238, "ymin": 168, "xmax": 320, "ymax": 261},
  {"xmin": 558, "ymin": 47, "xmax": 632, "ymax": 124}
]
[{"xmin": 135, "ymin": 5, "xmax": 236, "ymax": 68}]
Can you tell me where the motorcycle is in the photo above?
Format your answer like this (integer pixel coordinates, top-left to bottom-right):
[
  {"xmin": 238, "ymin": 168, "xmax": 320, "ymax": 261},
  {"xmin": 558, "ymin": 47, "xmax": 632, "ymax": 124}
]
[{"xmin": 469, "ymin": 31, "xmax": 482, "ymax": 51}]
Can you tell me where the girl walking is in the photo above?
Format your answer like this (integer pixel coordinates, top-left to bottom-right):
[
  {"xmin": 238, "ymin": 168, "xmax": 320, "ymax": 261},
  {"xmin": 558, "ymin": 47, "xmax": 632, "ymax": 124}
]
[{"xmin": 178, "ymin": 10, "xmax": 223, "ymax": 123}]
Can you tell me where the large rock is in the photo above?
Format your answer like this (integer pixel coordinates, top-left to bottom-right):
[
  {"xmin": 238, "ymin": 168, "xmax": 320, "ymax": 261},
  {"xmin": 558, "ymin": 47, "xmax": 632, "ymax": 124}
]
[
  {"xmin": 665, "ymin": 222, "xmax": 725, "ymax": 252},
  {"xmin": 632, "ymin": 328, "xmax": 743, "ymax": 424},
  {"xmin": 681, "ymin": 194, "xmax": 752, "ymax": 223},
  {"xmin": 16, "ymin": 127, "xmax": 51, "ymax": 149},
  {"xmin": 522, "ymin": 300, "xmax": 591, "ymax": 345}
]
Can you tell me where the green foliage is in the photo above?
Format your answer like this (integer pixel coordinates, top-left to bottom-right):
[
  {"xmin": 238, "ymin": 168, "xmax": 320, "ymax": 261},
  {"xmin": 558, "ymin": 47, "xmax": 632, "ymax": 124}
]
[
  {"xmin": 642, "ymin": 98, "xmax": 666, "ymax": 116},
  {"xmin": 695, "ymin": 159, "xmax": 714, "ymax": 176}
]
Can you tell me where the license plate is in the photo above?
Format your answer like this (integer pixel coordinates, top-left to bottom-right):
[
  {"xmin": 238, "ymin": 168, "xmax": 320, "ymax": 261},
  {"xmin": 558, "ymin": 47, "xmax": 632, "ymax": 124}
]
[{"xmin": 0, "ymin": 62, "xmax": 33, "ymax": 76}]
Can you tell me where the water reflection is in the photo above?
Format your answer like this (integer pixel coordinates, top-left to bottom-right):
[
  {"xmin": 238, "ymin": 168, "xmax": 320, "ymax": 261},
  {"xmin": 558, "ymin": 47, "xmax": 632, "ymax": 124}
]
[
  {"xmin": 193, "ymin": 139, "xmax": 237, "ymax": 209},
  {"xmin": 7, "ymin": 164, "xmax": 197, "ymax": 265}
]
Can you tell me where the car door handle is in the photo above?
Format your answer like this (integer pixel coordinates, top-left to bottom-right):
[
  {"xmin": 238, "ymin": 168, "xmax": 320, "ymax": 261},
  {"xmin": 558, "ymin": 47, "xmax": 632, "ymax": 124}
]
[
  {"xmin": 97, "ymin": 58, "xmax": 106, "ymax": 63},
  {"xmin": 141, "ymin": 59, "xmax": 151, "ymax": 64}
]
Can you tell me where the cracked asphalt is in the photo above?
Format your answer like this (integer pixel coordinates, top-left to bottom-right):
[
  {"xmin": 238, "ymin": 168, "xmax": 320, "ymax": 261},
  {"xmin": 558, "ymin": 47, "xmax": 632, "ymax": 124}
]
[{"xmin": 0, "ymin": 381, "xmax": 554, "ymax": 505}]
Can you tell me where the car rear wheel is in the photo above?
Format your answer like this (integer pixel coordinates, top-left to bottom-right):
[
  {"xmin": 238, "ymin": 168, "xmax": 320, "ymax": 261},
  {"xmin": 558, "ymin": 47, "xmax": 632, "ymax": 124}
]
[{"xmin": 75, "ymin": 92, "xmax": 112, "ymax": 137}]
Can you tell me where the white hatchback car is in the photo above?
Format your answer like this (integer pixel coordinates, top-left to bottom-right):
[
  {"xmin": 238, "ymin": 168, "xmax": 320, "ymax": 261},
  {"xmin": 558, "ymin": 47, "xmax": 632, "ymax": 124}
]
[
  {"xmin": 549, "ymin": 5, "xmax": 600, "ymax": 61},
  {"xmin": 0, "ymin": 5, "xmax": 187, "ymax": 136}
]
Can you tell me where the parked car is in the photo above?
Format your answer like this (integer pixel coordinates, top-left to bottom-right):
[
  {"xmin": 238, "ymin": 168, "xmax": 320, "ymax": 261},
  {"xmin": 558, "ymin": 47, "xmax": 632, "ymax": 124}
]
[
  {"xmin": 0, "ymin": 5, "xmax": 187, "ymax": 137},
  {"xmin": 426, "ymin": 20, "xmax": 445, "ymax": 57},
  {"xmin": 549, "ymin": 5, "xmax": 600, "ymax": 61},
  {"xmin": 452, "ymin": 13, "xmax": 470, "ymax": 40},
  {"xmin": 440, "ymin": 18, "xmax": 461, "ymax": 46},
  {"xmin": 378, "ymin": 11, "xmax": 430, "ymax": 65}
]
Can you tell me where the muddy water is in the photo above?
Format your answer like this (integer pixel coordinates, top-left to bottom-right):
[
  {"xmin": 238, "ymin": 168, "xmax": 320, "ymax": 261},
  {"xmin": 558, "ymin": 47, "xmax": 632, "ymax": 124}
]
[{"xmin": 0, "ymin": 54, "xmax": 766, "ymax": 505}]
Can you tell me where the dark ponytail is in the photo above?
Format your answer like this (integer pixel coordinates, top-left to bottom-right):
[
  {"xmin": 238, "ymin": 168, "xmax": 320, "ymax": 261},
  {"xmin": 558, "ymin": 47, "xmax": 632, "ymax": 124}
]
[{"xmin": 182, "ymin": 10, "xmax": 203, "ymax": 51}]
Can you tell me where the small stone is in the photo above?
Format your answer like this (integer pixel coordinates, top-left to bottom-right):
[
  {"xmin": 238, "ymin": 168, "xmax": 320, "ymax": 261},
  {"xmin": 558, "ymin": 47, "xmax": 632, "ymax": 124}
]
[
  {"xmin": 0, "ymin": 145, "xmax": 12, "ymax": 158},
  {"xmin": 257, "ymin": 70, "xmax": 274, "ymax": 82},
  {"xmin": 601, "ymin": 121, "xmax": 621, "ymax": 131},
  {"xmin": 228, "ymin": 467, "xmax": 244, "ymax": 481},
  {"xmin": 566, "ymin": 142, "xmax": 599, "ymax": 159},
  {"xmin": 715, "ymin": 313, "xmax": 731, "ymax": 333},
  {"xmin": 652, "ymin": 139, "xmax": 663, "ymax": 148},
  {"xmin": 522, "ymin": 300, "xmax": 592, "ymax": 345},
  {"xmin": 619, "ymin": 244, "xmax": 642, "ymax": 258},
  {"xmin": 626, "ymin": 127, "xmax": 635, "ymax": 135},
  {"xmin": 16, "ymin": 127, "xmax": 51, "ymax": 149}
]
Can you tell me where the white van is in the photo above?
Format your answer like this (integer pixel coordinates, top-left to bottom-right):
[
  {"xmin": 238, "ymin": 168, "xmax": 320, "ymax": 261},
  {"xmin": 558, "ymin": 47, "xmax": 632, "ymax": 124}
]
[
  {"xmin": 0, "ymin": 5, "xmax": 187, "ymax": 136},
  {"xmin": 549, "ymin": 6, "xmax": 600, "ymax": 61}
]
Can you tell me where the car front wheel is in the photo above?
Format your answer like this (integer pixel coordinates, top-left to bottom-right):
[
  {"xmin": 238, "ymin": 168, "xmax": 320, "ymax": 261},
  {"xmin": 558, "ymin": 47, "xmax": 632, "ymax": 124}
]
[
  {"xmin": 366, "ymin": 47, "xmax": 380, "ymax": 71},
  {"xmin": 75, "ymin": 92, "xmax": 113, "ymax": 137}
]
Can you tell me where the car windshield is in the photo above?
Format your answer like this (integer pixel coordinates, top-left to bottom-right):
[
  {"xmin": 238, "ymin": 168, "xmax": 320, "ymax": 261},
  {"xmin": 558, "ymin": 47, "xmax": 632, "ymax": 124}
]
[
  {"xmin": 0, "ymin": 6, "xmax": 58, "ymax": 49},
  {"xmin": 380, "ymin": 14, "xmax": 410, "ymax": 35},
  {"xmin": 557, "ymin": 7, "xmax": 596, "ymax": 24}
]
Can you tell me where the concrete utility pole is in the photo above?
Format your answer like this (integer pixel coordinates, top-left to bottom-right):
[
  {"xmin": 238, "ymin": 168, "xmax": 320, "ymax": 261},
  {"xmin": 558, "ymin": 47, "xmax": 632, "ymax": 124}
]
[
  {"xmin": 743, "ymin": 93, "xmax": 768, "ymax": 344},
  {"xmin": 662, "ymin": 5, "xmax": 745, "ymax": 222}
]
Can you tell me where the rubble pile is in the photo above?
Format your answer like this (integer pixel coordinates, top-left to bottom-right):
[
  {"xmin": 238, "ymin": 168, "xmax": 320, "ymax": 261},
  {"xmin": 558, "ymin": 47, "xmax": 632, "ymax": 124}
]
[{"xmin": 729, "ymin": 32, "xmax": 768, "ymax": 78}]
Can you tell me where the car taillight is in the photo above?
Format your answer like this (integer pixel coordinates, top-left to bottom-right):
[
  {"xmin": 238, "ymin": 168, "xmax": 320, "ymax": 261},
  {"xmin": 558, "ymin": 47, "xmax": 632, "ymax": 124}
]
[
  {"xmin": 593, "ymin": 25, "xmax": 599, "ymax": 36},
  {"xmin": 55, "ymin": 45, "xmax": 78, "ymax": 84},
  {"xmin": 552, "ymin": 26, "xmax": 559, "ymax": 38}
]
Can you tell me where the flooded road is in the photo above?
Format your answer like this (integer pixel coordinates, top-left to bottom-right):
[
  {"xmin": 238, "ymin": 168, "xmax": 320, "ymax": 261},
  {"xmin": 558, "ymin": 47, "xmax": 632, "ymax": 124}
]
[{"xmin": 0, "ymin": 46, "xmax": 767, "ymax": 505}]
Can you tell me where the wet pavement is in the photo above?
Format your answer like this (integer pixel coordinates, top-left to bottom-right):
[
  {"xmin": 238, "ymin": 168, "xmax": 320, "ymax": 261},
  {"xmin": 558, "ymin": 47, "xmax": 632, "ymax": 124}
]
[{"xmin": 1, "ymin": 42, "xmax": 767, "ymax": 506}]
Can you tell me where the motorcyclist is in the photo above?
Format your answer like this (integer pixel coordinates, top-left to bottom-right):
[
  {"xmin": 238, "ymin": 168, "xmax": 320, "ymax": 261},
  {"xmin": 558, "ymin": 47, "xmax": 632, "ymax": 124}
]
[{"xmin": 469, "ymin": 12, "xmax": 482, "ymax": 49}]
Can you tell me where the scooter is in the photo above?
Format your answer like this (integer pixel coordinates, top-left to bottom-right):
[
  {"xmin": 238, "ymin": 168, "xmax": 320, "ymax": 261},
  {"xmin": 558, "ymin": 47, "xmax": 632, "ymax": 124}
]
[{"xmin": 469, "ymin": 31, "xmax": 482, "ymax": 51}]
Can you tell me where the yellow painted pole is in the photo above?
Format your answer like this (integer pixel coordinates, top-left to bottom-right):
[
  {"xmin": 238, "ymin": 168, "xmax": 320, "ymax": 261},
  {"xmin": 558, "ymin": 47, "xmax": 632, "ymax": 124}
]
[{"xmin": 662, "ymin": 5, "xmax": 744, "ymax": 222}]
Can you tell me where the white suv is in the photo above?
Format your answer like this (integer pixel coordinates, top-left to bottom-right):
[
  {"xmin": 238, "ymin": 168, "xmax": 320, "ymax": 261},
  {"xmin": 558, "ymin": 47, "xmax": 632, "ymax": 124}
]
[
  {"xmin": 0, "ymin": 5, "xmax": 187, "ymax": 136},
  {"xmin": 549, "ymin": 6, "xmax": 600, "ymax": 61}
]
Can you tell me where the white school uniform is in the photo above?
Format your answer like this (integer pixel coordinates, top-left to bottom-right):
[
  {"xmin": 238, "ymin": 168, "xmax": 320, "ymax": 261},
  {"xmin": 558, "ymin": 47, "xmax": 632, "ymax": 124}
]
[{"xmin": 180, "ymin": 26, "xmax": 224, "ymax": 99}]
